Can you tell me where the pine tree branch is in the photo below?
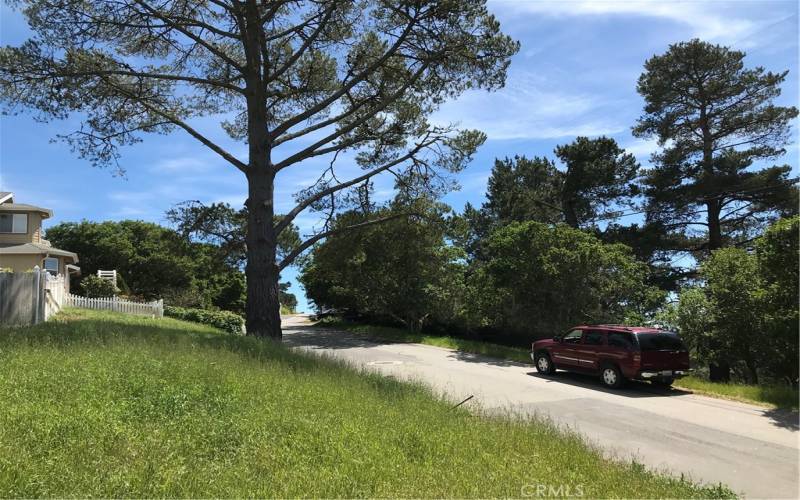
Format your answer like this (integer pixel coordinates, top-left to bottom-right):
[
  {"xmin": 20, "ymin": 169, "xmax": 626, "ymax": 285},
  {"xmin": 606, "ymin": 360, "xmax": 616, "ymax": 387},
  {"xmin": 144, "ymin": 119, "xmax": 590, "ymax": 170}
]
[
  {"xmin": 277, "ymin": 212, "xmax": 412, "ymax": 270},
  {"xmin": 269, "ymin": 9, "xmax": 423, "ymax": 139},
  {"xmin": 133, "ymin": 0, "xmax": 245, "ymax": 72},
  {"xmin": 274, "ymin": 133, "xmax": 435, "ymax": 235},
  {"xmin": 9, "ymin": 68, "xmax": 244, "ymax": 93},
  {"xmin": 99, "ymin": 75, "xmax": 248, "ymax": 172},
  {"xmin": 268, "ymin": 2, "xmax": 338, "ymax": 82}
]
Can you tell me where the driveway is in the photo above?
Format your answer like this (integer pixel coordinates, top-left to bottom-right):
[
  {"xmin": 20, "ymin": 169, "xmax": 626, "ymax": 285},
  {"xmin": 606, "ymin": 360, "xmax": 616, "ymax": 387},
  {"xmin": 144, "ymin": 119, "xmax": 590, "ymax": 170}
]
[{"xmin": 282, "ymin": 316, "xmax": 799, "ymax": 499}]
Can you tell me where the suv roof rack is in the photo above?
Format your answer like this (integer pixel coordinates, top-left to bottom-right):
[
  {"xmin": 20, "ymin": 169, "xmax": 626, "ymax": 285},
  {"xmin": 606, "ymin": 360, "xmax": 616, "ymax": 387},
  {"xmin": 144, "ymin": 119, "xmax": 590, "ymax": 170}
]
[{"xmin": 596, "ymin": 324, "xmax": 634, "ymax": 331}]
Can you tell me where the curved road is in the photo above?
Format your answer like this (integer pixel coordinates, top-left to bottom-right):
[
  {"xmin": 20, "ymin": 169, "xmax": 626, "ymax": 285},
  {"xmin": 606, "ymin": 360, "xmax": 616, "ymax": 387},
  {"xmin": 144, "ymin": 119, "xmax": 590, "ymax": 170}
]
[{"xmin": 282, "ymin": 316, "xmax": 799, "ymax": 498}]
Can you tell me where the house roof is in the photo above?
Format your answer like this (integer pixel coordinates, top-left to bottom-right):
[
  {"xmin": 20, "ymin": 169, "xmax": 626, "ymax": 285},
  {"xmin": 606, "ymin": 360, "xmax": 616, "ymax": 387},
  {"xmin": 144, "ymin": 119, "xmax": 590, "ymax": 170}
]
[
  {"xmin": 0, "ymin": 192, "xmax": 12, "ymax": 204},
  {"xmin": 0, "ymin": 243, "xmax": 78, "ymax": 262},
  {"xmin": 0, "ymin": 203, "xmax": 53, "ymax": 218}
]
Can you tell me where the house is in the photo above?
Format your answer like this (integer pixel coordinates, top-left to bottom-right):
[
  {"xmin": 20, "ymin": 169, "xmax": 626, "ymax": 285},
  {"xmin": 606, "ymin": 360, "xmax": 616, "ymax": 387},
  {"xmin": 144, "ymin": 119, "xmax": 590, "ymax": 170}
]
[{"xmin": 0, "ymin": 192, "xmax": 80, "ymax": 292}]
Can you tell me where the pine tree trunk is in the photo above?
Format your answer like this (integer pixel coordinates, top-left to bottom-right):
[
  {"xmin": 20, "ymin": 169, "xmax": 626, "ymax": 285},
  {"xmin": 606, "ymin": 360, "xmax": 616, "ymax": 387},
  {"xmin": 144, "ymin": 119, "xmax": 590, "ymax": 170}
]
[
  {"xmin": 245, "ymin": 167, "xmax": 282, "ymax": 339},
  {"xmin": 707, "ymin": 199, "xmax": 722, "ymax": 251},
  {"xmin": 241, "ymin": 2, "xmax": 281, "ymax": 339},
  {"xmin": 562, "ymin": 197, "xmax": 579, "ymax": 228},
  {"xmin": 700, "ymin": 107, "xmax": 723, "ymax": 253}
]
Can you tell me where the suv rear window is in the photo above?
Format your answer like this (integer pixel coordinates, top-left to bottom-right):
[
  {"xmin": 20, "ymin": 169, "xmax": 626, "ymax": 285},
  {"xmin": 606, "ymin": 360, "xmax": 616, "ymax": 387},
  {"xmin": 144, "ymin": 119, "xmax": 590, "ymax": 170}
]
[{"xmin": 635, "ymin": 332, "xmax": 687, "ymax": 352}]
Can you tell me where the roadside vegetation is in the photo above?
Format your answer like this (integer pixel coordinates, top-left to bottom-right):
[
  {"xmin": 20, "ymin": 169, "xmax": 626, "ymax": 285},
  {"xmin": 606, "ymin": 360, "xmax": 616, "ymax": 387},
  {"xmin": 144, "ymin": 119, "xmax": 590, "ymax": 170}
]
[
  {"xmin": 0, "ymin": 309, "xmax": 733, "ymax": 498},
  {"xmin": 302, "ymin": 40, "xmax": 798, "ymax": 400},
  {"xmin": 320, "ymin": 319, "xmax": 799, "ymax": 411},
  {"xmin": 676, "ymin": 377, "xmax": 798, "ymax": 410}
]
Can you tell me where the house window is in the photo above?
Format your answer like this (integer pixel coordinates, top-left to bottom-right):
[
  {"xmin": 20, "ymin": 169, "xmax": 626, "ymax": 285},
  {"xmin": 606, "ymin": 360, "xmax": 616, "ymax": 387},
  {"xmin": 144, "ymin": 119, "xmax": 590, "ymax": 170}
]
[
  {"xmin": 43, "ymin": 257, "xmax": 59, "ymax": 276},
  {"xmin": 0, "ymin": 213, "xmax": 28, "ymax": 233}
]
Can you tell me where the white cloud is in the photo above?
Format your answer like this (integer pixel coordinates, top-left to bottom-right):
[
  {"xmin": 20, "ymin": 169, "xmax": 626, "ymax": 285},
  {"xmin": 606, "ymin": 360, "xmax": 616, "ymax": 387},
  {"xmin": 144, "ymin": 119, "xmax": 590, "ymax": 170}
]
[
  {"xmin": 622, "ymin": 137, "xmax": 660, "ymax": 159},
  {"xmin": 431, "ymin": 70, "xmax": 627, "ymax": 140},
  {"xmin": 490, "ymin": 0, "xmax": 758, "ymax": 43},
  {"xmin": 150, "ymin": 156, "xmax": 214, "ymax": 173}
]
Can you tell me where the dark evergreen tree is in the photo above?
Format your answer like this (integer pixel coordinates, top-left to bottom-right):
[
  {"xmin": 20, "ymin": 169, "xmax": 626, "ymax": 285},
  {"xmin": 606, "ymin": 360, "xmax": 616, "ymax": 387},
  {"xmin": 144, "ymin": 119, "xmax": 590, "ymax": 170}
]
[
  {"xmin": 554, "ymin": 136, "xmax": 639, "ymax": 228},
  {"xmin": 463, "ymin": 137, "xmax": 640, "ymax": 259},
  {"xmin": 634, "ymin": 39, "xmax": 798, "ymax": 254}
]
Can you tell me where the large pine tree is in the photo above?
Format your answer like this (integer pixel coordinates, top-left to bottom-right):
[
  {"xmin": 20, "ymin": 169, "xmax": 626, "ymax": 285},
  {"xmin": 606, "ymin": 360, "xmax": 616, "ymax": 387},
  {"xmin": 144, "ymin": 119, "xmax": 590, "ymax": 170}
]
[
  {"xmin": 0, "ymin": 0, "xmax": 517, "ymax": 338},
  {"xmin": 634, "ymin": 39, "xmax": 798, "ymax": 253}
]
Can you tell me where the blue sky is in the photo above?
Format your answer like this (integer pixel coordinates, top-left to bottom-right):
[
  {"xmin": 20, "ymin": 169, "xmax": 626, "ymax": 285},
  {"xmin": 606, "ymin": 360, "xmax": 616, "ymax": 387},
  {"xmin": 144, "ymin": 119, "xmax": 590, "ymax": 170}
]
[{"xmin": 1, "ymin": 0, "xmax": 798, "ymax": 312}]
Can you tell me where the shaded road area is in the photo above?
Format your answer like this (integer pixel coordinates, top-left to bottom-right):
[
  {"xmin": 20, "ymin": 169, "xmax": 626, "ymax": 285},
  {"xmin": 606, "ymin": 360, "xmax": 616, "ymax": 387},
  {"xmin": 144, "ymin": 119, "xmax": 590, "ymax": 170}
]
[{"xmin": 282, "ymin": 316, "xmax": 799, "ymax": 498}]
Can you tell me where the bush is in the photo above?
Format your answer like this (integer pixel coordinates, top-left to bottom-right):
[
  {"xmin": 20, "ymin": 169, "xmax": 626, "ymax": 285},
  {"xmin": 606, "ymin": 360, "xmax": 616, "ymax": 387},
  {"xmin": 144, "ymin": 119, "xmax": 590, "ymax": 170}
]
[
  {"xmin": 472, "ymin": 222, "xmax": 664, "ymax": 337},
  {"xmin": 164, "ymin": 305, "xmax": 243, "ymax": 335},
  {"xmin": 80, "ymin": 275, "xmax": 119, "ymax": 298}
]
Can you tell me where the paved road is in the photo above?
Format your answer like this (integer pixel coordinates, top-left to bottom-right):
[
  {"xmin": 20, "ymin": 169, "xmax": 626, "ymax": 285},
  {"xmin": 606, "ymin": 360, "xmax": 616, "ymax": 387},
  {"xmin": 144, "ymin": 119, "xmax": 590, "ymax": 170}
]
[{"xmin": 282, "ymin": 316, "xmax": 799, "ymax": 499}]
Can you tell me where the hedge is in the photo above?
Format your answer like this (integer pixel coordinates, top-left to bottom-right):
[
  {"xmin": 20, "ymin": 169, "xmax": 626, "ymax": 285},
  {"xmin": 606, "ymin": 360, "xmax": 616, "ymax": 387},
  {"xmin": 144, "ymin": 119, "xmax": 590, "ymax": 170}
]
[{"xmin": 164, "ymin": 306, "xmax": 244, "ymax": 335}]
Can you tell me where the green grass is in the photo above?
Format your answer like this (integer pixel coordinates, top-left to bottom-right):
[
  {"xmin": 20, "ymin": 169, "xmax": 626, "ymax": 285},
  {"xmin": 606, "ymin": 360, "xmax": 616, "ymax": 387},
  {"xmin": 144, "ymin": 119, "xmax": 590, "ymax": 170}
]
[
  {"xmin": 675, "ymin": 376, "xmax": 798, "ymax": 410},
  {"xmin": 0, "ymin": 309, "xmax": 733, "ymax": 498},
  {"xmin": 318, "ymin": 318, "xmax": 533, "ymax": 364},
  {"xmin": 320, "ymin": 319, "xmax": 799, "ymax": 412}
]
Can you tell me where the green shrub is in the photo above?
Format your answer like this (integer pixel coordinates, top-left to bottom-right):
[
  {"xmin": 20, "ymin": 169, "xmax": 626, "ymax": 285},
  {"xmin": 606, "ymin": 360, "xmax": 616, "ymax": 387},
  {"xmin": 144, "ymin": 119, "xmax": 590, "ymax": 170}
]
[
  {"xmin": 164, "ymin": 305, "xmax": 243, "ymax": 335},
  {"xmin": 80, "ymin": 275, "xmax": 119, "ymax": 298}
]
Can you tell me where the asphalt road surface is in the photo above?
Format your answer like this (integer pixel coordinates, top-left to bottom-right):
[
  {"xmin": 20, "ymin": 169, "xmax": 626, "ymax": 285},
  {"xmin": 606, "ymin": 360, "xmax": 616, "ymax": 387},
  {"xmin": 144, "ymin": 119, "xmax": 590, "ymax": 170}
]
[{"xmin": 282, "ymin": 315, "xmax": 799, "ymax": 499}]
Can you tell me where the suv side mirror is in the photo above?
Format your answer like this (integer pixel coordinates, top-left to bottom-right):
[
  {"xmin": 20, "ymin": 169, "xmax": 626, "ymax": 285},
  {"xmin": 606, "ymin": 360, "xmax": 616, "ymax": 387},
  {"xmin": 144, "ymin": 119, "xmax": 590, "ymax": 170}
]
[{"xmin": 553, "ymin": 335, "xmax": 562, "ymax": 343}]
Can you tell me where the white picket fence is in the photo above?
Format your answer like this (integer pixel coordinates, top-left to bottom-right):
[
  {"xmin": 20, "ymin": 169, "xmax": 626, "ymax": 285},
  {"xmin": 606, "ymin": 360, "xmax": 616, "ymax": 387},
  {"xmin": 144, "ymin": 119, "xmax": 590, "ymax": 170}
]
[
  {"xmin": 66, "ymin": 294, "xmax": 164, "ymax": 318},
  {"xmin": 44, "ymin": 273, "xmax": 66, "ymax": 320}
]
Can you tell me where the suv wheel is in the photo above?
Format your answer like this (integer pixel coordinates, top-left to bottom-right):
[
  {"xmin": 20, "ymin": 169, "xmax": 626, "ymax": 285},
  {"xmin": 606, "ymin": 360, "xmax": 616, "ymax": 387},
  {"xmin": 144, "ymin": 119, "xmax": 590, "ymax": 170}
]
[
  {"xmin": 600, "ymin": 364, "xmax": 624, "ymax": 389},
  {"xmin": 535, "ymin": 352, "xmax": 555, "ymax": 375}
]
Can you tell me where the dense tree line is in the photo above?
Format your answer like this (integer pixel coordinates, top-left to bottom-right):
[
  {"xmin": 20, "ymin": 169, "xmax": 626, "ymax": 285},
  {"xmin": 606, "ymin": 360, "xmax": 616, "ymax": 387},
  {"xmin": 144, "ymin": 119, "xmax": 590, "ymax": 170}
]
[
  {"xmin": 46, "ymin": 219, "xmax": 298, "ymax": 315},
  {"xmin": 301, "ymin": 39, "xmax": 798, "ymax": 385},
  {"xmin": 667, "ymin": 217, "xmax": 799, "ymax": 385},
  {"xmin": 301, "ymin": 186, "xmax": 664, "ymax": 341},
  {"xmin": 301, "ymin": 199, "xmax": 466, "ymax": 332}
]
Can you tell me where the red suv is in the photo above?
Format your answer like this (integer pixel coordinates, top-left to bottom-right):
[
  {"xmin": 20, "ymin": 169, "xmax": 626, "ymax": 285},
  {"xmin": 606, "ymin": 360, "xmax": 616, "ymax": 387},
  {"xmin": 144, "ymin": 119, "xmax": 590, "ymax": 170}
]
[{"xmin": 531, "ymin": 325, "xmax": 691, "ymax": 389}]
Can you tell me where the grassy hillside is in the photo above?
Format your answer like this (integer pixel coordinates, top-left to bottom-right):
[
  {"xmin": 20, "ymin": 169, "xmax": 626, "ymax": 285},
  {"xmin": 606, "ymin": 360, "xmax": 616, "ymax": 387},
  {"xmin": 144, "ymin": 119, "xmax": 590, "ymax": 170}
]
[{"xmin": 0, "ymin": 309, "xmax": 732, "ymax": 498}]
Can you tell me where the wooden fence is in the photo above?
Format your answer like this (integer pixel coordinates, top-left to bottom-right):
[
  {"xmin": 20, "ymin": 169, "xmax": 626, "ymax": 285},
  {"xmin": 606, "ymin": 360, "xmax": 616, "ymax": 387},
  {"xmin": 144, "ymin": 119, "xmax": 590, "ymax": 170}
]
[
  {"xmin": 66, "ymin": 294, "xmax": 164, "ymax": 318},
  {"xmin": 1, "ymin": 269, "xmax": 161, "ymax": 325},
  {"xmin": 0, "ymin": 269, "xmax": 46, "ymax": 326}
]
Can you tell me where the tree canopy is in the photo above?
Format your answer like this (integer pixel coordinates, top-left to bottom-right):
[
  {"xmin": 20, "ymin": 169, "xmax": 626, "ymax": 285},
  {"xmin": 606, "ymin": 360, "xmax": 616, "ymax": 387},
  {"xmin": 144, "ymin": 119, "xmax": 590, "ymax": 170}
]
[
  {"xmin": 45, "ymin": 220, "xmax": 249, "ymax": 312},
  {"xmin": 674, "ymin": 217, "xmax": 799, "ymax": 384},
  {"xmin": 554, "ymin": 136, "xmax": 639, "ymax": 228},
  {"xmin": 461, "ymin": 136, "xmax": 640, "ymax": 260},
  {"xmin": 466, "ymin": 221, "xmax": 664, "ymax": 337},
  {"xmin": 301, "ymin": 199, "xmax": 464, "ymax": 332}
]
